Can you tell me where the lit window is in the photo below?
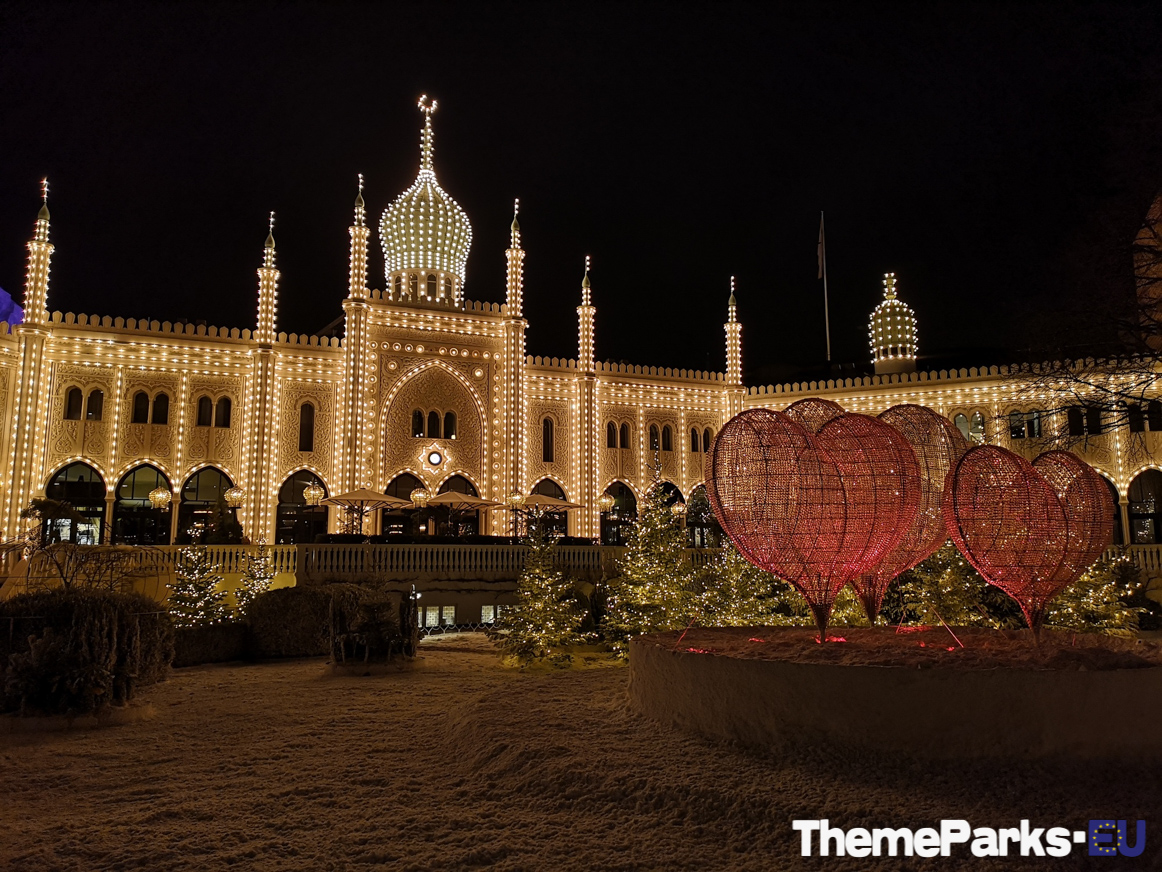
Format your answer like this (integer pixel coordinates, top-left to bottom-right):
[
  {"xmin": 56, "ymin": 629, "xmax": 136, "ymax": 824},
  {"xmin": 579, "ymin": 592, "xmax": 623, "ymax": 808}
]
[
  {"xmin": 441, "ymin": 605, "xmax": 456, "ymax": 626},
  {"xmin": 481, "ymin": 605, "xmax": 496, "ymax": 624}
]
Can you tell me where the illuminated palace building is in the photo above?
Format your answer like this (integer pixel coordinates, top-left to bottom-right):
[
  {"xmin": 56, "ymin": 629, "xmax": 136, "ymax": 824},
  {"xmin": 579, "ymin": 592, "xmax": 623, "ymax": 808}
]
[{"xmin": 4, "ymin": 99, "xmax": 1161, "ymax": 547}]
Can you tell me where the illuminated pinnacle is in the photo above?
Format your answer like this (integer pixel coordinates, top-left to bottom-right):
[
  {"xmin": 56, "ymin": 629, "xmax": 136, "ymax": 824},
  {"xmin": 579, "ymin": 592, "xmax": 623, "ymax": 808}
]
[
  {"xmin": 728, "ymin": 275, "xmax": 737, "ymax": 308},
  {"xmin": 883, "ymin": 272, "xmax": 897, "ymax": 299},
  {"xmin": 510, "ymin": 198, "xmax": 521, "ymax": 247},
  {"xmin": 417, "ymin": 94, "xmax": 438, "ymax": 172},
  {"xmin": 264, "ymin": 211, "xmax": 276, "ymax": 268},
  {"xmin": 581, "ymin": 255, "xmax": 591, "ymax": 290},
  {"xmin": 38, "ymin": 177, "xmax": 50, "ymax": 221}
]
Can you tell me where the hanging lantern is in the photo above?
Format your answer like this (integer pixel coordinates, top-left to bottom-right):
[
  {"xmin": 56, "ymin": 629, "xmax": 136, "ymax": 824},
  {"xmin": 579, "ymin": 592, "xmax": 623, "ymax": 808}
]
[
  {"xmin": 597, "ymin": 493, "xmax": 615, "ymax": 512},
  {"xmin": 410, "ymin": 488, "xmax": 431, "ymax": 507},
  {"xmin": 302, "ymin": 482, "xmax": 325, "ymax": 506},
  {"xmin": 148, "ymin": 486, "xmax": 172, "ymax": 510},
  {"xmin": 224, "ymin": 486, "xmax": 245, "ymax": 509},
  {"xmin": 505, "ymin": 492, "xmax": 526, "ymax": 509},
  {"xmin": 670, "ymin": 502, "xmax": 687, "ymax": 517}
]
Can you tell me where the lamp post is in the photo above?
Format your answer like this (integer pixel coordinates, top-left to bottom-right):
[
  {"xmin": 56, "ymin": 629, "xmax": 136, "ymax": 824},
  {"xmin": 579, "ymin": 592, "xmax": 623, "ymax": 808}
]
[{"xmin": 302, "ymin": 482, "xmax": 325, "ymax": 506}]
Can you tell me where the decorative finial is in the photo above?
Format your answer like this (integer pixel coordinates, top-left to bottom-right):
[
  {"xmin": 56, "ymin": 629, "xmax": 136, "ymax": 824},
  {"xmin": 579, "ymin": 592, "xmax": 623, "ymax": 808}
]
[
  {"xmin": 269, "ymin": 211, "xmax": 275, "ymax": 234},
  {"xmin": 38, "ymin": 177, "xmax": 50, "ymax": 221},
  {"xmin": 354, "ymin": 173, "xmax": 365, "ymax": 212},
  {"xmin": 510, "ymin": 198, "xmax": 521, "ymax": 246},
  {"xmin": 728, "ymin": 275, "xmax": 737, "ymax": 306},
  {"xmin": 417, "ymin": 94, "xmax": 438, "ymax": 117},
  {"xmin": 417, "ymin": 95, "xmax": 438, "ymax": 173},
  {"xmin": 358, "ymin": 173, "xmax": 364, "ymax": 194},
  {"xmin": 582, "ymin": 255, "xmax": 591, "ymax": 289},
  {"xmin": 883, "ymin": 272, "xmax": 897, "ymax": 299},
  {"xmin": 264, "ymin": 211, "xmax": 276, "ymax": 261}
]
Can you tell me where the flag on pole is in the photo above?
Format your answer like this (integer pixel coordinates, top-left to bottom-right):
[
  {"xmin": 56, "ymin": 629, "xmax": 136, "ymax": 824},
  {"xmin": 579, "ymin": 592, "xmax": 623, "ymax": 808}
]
[{"xmin": 817, "ymin": 213, "xmax": 825, "ymax": 279}]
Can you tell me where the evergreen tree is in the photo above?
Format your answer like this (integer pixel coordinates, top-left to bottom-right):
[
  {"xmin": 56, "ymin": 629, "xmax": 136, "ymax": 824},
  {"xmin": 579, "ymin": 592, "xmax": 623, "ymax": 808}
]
[
  {"xmin": 882, "ymin": 541, "xmax": 1024, "ymax": 628},
  {"xmin": 692, "ymin": 542, "xmax": 779, "ymax": 626},
  {"xmin": 1045, "ymin": 552, "xmax": 1141, "ymax": 635},
  {"xmin": 605, "ymin": 473, "xmax": 694, "ymax": 654},
  {"xmin": 168, "ymin": 545, "xmax": 230, "ymax": 628},
  {"xmin": 234, "ymin": 541, "xmax": 276, "ymax": 616},
  {"xmin": 490, "ymin": 512, "xmax": 580, "ymax": 662}
]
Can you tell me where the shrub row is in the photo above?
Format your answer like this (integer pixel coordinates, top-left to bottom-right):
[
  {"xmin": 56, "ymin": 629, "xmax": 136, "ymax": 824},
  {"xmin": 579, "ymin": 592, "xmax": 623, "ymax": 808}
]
[{"xmin": 0, "ymin": 589, "xmax": 174, "ymax": 716}]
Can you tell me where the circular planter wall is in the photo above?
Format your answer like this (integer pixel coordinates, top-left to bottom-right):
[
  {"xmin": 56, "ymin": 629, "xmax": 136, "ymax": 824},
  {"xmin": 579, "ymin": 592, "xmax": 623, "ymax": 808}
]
[{"xmin": 629, "ymin": 628, "xmax": 1162, "ymax": 759}]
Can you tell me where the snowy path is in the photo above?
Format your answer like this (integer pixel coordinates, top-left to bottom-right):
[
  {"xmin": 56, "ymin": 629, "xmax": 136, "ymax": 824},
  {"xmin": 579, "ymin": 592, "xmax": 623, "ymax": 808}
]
[{"xmin": 0, "ymin": 633, "xmax": 1157, "ymax": 871}]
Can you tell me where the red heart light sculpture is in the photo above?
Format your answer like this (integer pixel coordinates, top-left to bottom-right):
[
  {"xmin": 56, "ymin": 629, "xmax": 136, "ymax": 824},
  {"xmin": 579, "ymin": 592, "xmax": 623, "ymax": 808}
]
[
  {"xmin": 1032, "ymin": 450, "xmax": 1115, "ymax": 588},
  {"xmin": 854, "ymin": 404, "xmax": 970, "ymax": 621},
  {"xmin": 944, "ymin": 445, "xmax": 1111, "ymax": 639},
  {"xmin": 783, "ymin": 397, "xmax": 845, "ymax": 434},
  {"xmin": 818, "ymin": 412, "xmax": 924, "ymax": 623},
  {"xmin": 709, "ymin": 408, "xmax": 922, "ymax": 639}
]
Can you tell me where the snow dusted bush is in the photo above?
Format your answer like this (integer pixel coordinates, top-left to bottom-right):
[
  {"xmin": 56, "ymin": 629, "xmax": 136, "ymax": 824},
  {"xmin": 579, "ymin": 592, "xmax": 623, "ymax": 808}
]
[{"xmin": 0, "ymin": 588, "xmax": 173, "ymax": 716}]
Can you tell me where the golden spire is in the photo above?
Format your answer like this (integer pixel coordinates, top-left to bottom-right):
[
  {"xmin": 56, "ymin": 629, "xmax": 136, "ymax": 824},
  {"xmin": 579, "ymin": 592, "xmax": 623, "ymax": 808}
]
[
  {"xmin": 417, "ymin": 94, "xmax": 437, "ymax": 173},
  {"xmin": 38, "ymin": 177, "xmax": 50, "ymax": 221},
  {"xmin": 264, "ymin": 211, "xmax": 276, "ymax": 267},
  {"xmin": 510, "ymin": 198, "xmax": 521, "ymax": 248},
  {"xmin": 354, "ymin": 173, "xmax": 365, "ymax": 225}
]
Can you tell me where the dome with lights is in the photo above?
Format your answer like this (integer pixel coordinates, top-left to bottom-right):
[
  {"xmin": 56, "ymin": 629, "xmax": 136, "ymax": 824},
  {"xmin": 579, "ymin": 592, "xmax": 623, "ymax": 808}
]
[
  {"xmin": 869, "ymin": 272, "xmax": 918, "ymax": 375},
  {"xmin": 379, "ymin": 96, "xmax": 472, "ymax": 306}
]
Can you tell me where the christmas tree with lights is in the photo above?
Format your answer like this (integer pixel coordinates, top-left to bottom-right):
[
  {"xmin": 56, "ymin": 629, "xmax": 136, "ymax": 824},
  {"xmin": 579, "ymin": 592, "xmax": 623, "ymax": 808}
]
[
  {"xmin": 491, "ymin": 512, "xmax": 580, "ymax": 662},
  {"xmin": 234, "ymin": 540, "xmax": 276, "ymax": 616},
  {"xmin": 168, "ymin": 546, "xmax": 230, "ymax": 628},
  {"xmin": 605, "ymin": 465, "xmax": 694, "ymax": 654},
  {"xmin": 1045, "ymin": 551, "xmax": 1142, "ymax": 635}
]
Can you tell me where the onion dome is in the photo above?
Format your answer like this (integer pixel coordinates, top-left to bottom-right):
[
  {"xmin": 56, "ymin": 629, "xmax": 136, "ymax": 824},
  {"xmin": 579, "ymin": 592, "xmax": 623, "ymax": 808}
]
[
  {"xmin": 869, "ymin": 272, "xmax": 917, "ymax": 374},
  {"xmin": 379, "ymin": 96, "xmax": 472, "ymax": 299}
]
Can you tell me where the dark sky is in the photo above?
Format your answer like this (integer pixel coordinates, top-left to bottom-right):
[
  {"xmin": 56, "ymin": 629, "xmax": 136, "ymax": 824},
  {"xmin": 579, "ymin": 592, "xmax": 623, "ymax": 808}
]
[{"xmin": 2, "ymin": 1, "xmax": 1161, "ymax": 381}]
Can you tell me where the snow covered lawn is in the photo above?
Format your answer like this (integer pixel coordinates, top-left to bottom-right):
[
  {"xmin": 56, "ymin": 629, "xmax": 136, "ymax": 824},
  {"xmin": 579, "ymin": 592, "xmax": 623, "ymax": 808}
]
[{"xmin": 1, "ymin": 633, "xmax": 1157, "ymax": 870}]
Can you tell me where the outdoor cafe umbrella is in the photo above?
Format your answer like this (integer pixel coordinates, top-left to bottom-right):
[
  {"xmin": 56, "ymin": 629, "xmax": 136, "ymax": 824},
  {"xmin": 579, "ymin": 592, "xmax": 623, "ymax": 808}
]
[
  {"xmin": 321, "ymin": 488, "xmax": 412, "ymax": 535},
  {"xmin": 516, "ymin": 494, "xmax": 583, "ymax": 510},
  {"xmin": 421, "ymin": 492, "xmax": 502, "ymax": 536}
]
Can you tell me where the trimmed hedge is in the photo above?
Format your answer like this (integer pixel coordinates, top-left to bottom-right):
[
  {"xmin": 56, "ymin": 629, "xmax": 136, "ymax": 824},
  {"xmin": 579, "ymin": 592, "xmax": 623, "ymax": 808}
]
[
  {"xmin": 247, "ymin": 584, "xmax": 366, "ymax": 658},
  {"xmin": 0, "ymin": 589, "xmax": 174, "ymax": 716}
]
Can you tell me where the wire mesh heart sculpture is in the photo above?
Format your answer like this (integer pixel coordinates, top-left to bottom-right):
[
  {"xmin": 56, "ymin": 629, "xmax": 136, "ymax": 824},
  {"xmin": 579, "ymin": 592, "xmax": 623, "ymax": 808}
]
[
  {"xmin": 944, "ymin": 445, "xmax": 1113, "ymax": 638},
  {"xmin": 850, "ymin": 404, "xmax": 970, "ymax": 621},
  {"xmin": 708, "ymin": 408, "xmax": 922, "ymax": 638}
]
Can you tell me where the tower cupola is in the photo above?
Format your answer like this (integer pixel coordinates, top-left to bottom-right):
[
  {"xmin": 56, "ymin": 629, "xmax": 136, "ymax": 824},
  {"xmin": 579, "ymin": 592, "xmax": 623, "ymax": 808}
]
[
  {"xmin": 869, "ymin": 272, "xmax": 917, "ymax": 374},
  {"xmin": 379, "ymin": 96, "xmax": 472, "ymax": 308}
]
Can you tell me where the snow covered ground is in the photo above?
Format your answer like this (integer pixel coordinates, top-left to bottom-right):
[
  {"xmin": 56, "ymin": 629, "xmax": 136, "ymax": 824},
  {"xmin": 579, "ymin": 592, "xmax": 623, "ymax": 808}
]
[{"xmin": 1, "ymin": 633, "xmax": 1158, "ymax": 870}]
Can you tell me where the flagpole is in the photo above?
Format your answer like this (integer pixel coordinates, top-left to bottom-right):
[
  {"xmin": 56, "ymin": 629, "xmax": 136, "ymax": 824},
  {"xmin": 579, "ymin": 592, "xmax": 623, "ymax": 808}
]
[{"xmin": 820, "ymin": 211, "xmax": 831, "ymax": 362}]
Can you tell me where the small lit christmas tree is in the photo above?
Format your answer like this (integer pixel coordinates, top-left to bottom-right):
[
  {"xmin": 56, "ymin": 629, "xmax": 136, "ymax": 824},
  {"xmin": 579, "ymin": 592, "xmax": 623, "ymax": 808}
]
[
  {"xmin": 605, "ymin": 467, "xmax": 694, "ymax": 654},
  {"xmin": 882, "ymin": 541, "xmax": 1024, "ymax": 628},
  {"xmin": 490, "ymin": 512, "xmax": 580, "ymax": 662},
  {"xmin": 692, "ymin": 542, "xmax": 778, "ymax": 626},
  {"xmin": 168, "ymin": 545, "xmax": 230, "ymax": 628},
  {"xmin": 234, "ymin": 540, "xmax": 276, "ymax": 616},
  {"xmin": 1045, "ymin": 552, "xmax": 1141, "ymax": 635}
]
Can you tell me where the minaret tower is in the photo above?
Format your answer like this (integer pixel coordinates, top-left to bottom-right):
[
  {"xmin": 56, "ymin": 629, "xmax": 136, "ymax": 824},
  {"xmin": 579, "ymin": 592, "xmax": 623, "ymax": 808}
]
[
  {"xmin": 869, "ymin": 272, "xmax": 918, "ymax": 375},
  {"xmin": 340, "ymin": 176, "xmax": 372, "ymax": 496},
  {"xmin": 500, "ymin": 200, "xmax": 528, "ymax": 521},
  {"xmin": 724, "ymin": 277, "xmax": 744, "ymax": 417},
  {"xmin": 247, "ymin": 214, "xmax": 280, "ymax": 540},
  {"xmin": 5, "ymin": 181, "xmax": 55, "ymax": 536},
  {"xmin": 575, "ymin": 257, "xmax": 599, "ymax": 537}
]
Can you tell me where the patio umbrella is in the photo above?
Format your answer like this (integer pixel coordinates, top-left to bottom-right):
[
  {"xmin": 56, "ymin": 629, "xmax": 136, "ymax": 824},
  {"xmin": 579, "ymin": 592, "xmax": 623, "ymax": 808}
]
[
  {"xmin": 518, "ymin": 494, "xmax": 584, "ymax": 510},
  {"xmin": 321, "ymin": 488, "xmax": 412, "ymax": 512},
  {"xmin": 421, "ymin": 492, "xmax": 501, "ymax": 511}
]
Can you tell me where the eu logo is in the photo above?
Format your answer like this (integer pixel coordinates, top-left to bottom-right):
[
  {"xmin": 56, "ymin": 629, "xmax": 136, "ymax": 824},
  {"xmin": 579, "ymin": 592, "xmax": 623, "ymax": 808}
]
[{"xmin": 1088, "ymin": 820, "xmax": 1145, "ymax": 857}]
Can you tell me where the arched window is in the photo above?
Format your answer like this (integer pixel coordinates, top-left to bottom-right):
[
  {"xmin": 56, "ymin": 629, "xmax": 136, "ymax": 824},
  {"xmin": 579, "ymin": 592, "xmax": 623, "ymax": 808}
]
[
  {"xmin": 443, "ymin": 277, "xmax": 452, "ymax": 298},
  {"xmin": 600, "ymin": 481, "xmax": 637, "ymax": 545},
  {"xmin": 412, "ymin": 410, "xmax": 424, "ymax": 437},
  {"xmin": 1067, "ymin": 406, "xmax": 1084, "ymax": 436},
  {"xmin": 702, "ymin": 428, "xmax": 712, "ymax": 453},
  {"xmin": 215, "ymin": 396, "xmax": 232, "ymax": 428},
  {"xmin": 178, "ymin": 466, "xmax": 235, "ymax": 542},
  {"xmin": 1009, "ymin": 410, "xmax": 1025, "ymax": 440},
  {"xmin": 1149, "ymin": 401, "xmax": 1162, "ymax": 431},
  {"xmin": 438, "ymin": 475, "xmax": 480, "ymax": 535},
  {"xmin": 45, "ymin": 462, "xmax": 106, "ymax": 544},
  {"xmin": 953, "ymin": 413, "xmax": 970, "ymax": 441},
  {"xmin": 542, "ymin": 417, "xmax": 554, "ymax": 463},
  {"xmin": 619, "ymin": 423, "xmax": 630, "ymax": 449},
  {"xmin": 1085, "ymin": 406, "xmax": 1103, "ymax": 435},
  {"xmin": 86, "ymin": 389, "xmax": 104, "ymax": 421},
  {"xmin": 111, "ymin": 465, "xmax": 171, "ymax": 546},
  {"xmin": 532, "ymin": 478, "xmax": 566, "ymax": 535},
  {"xmin": 132, "ymin": 391, "xmax": 150, "ymax": 424},
  {"xmin": 607, "ymin": 422, "xmax": 617, "ymax": 448},
  {"xmin": 196, "ymin": 396, "xmax": 213, "ymax": 427},
  {"xmin": 394, "ymin": 275, "xmax": 402, "ymax": 297},
  {"xmin": 443, "ymin": 411, "xmax": 457, "ymax": 440},
  {"xmin": 385, "ymin": 472, "xmax": 424, "ymax": 537},
  {"xmin": 276, "ymin": 470, "xmax": 328, "ymax": 544},
  {"xmin": 408, "ymin": 274, "xmax": 418, "ymax": 296},
  {"xmin": 65, "ymin": 387, "xmax": 83, "ymax": 420},
  {"xmin": 649, "ymin": 425, "xmax": 659, "ymax": 451},
  {"xmin": 298, "ymin": 402, "xmax": 315, "ymax": 452},
  {"xmin": 661, "ymin": 425, "xmax": 673, "ymax": 452},
  {"xmin": 426, "ymin": 274, "xmax": 437, "ymax": 297},
  {"xmin": 969, "ymin": 412, "xmax": 985, "ymax": 443},
  {"xmin": 1130, "ymin": 469, "xmax": 1162, "ymax": 544},
  {"xmin": 690, "ymin": 428, "xmax": 700, "ymax": 452},
  {"xmin": 427, "ymin": 410, "xmax": 441, "ymax": 438},
  {"xmin": 152, "ymin": 392, "xmax": 169, "ymax": 425},
  {"xmin": 1129, "ymin": 403, "xmax": 1145, "ymax": 433},
  {"xmin": 1026, "ymin": 410, "xmax": 1042, "ymax": 438},
  {"xmin": 439, "ymin": 475, "xmax": 479, "ymax": 496}
]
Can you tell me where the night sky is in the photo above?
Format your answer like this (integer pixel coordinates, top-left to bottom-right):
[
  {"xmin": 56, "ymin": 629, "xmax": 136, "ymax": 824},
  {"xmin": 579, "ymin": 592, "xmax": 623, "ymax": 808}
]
[{"xmin": 2, "ymin": 2, "xmax": 1161, "ymax": 383}]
